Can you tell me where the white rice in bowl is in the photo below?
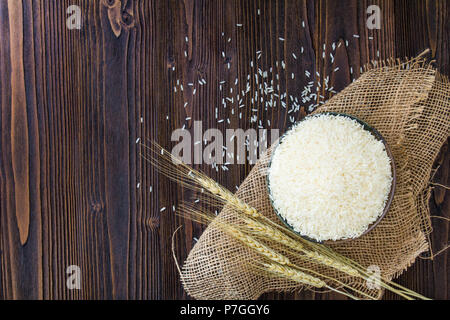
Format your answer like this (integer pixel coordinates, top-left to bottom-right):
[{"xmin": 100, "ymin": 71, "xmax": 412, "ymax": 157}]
[{"xmin": 268, "ymin": 114, "xmax": 393, "ymax": 241}]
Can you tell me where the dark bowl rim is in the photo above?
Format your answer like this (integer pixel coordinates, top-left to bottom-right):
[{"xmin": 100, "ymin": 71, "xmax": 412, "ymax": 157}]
[{"xmin": 266, "ymin": 112, "xmax": 397, "ymax": 244}]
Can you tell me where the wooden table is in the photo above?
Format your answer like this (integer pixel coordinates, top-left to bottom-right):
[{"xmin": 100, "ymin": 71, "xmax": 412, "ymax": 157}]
[{"xmin": 0, "ymin": 0, "xmax": 448, "ymax": 300}]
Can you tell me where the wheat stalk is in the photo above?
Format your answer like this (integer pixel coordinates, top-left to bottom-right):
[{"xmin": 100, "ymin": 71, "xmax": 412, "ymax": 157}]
[
  {"xmin": 245, "ymin": 218, "xmax": 302, "ymax": 249},
  {"xmin": 261, "ymin": 263, "xmax": 363, "ymax": 300},
  {"xmin": 194, "ymin": 176, "xmax": 260, "ymax": 218},
  {"xmin": 145, "ymin": 142, "xmax": 429, "ymax": 300},
  {"xmin": 141, "ymin": 142, "xmax": 261, "ymax": 218},
  {"xmin": 180, "ymin": 206, "xmax": 377, "ymax": 300},
  {"xmin": 263, "ymin": 263, "xmax": 325, "ymax": 288},
  {"xmin": 232, "ymin": 206, "xmax": 423, "ymax": 299},
  {"xmin": 247, "ymin": 216, "xmax": 422, "ymax": 300},
  {"xmin": 244, "ymin": 218, "xmax": 360, "ymax": 277},
  {"xmin": 224, "ymin": 225, "xmax": 290, "ymax": 265}
]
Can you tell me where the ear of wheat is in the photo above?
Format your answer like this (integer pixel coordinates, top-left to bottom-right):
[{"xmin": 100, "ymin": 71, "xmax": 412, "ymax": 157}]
[
  {"xmin": 263, "ymin": 263, "xmax": 325, "ymax": 288},
  {"xmin": 244, "ymin": 218, "xmax": 360, "ymax": 277},
  {"xmin": 224, "ymin": 224, "xmax": 290, "ymax": 266},
  {"xmin": 141, "ymin": 142, "xmax": 261, "ymax": 218},
  {"xmin": 259, "ymin": 263, "xmax": 364, "ymax": 300}
]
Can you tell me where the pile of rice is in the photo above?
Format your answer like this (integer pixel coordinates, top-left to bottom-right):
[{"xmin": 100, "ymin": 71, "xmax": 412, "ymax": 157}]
[{"xmin": 268, "ymin": 114, "xmax": 393, "ymax": 241}]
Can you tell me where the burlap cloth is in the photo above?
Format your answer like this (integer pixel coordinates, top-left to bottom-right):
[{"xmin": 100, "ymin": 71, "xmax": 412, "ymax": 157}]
[{"xmin": 179, "ymin": 56, "xmax": 450, "ymax": 299}]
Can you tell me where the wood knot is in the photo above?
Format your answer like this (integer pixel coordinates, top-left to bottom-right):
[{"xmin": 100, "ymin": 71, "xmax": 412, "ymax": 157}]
[
  {"xmin": 121, "ymin": 11, "xmax": 134, "ymax": 27},
  {"xmin": 167, "ymin": 56, "xmax": 176, "ymax": 69},
  {"xmin": 102, "ymin": 0, "xmax": 135, "ymax": 37},
  {"xmin": 91, "ymin": 201, "xmax": 103, "ymax": 214},
  {"xmin": 146, "ymin": 216, "xmax": 160, "ymax": 231},
  {"xmin": 103, "ymin": 0, "xmax": 117, "ymax": 8}
]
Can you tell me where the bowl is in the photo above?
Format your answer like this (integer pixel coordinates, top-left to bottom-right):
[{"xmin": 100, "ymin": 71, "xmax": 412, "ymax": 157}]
[{"xmin": 267, "ymin": 112, "xmax": 396, "ymax": 243}]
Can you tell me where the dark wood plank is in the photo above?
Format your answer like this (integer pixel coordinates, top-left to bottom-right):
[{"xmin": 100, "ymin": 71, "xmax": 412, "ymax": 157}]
[{"xmin": 0, "ymin": 0, "xmax": 448, "ymax": 300}]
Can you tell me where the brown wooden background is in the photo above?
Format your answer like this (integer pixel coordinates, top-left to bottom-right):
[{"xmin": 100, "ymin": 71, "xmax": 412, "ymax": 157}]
[{"xmin": 0, "ymin": 0, "xmax": 448, "ymax": 300}]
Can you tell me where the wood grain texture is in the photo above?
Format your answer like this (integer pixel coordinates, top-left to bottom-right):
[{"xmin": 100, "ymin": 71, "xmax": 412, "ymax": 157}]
[
  {"xmin": 7, "ymin": 0, "xmax": 30, "ymax": 246},
  {"xmin": 0, "ymin": 0, "xmax": 448, "ymax": 300}
]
